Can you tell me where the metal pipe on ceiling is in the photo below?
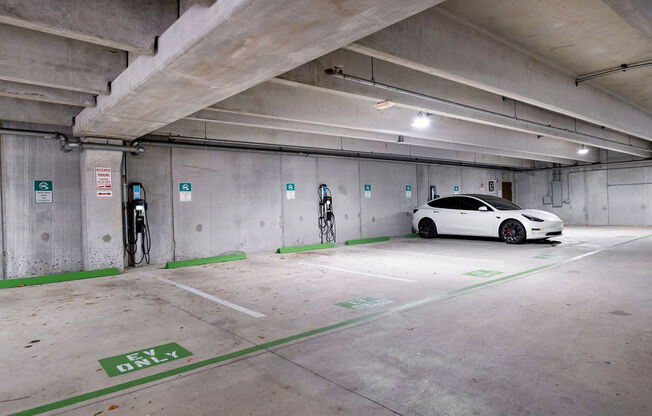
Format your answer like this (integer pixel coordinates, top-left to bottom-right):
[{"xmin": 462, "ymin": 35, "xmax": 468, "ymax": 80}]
[
  {"xmin": 323, "ymin": 68, "xmax": 652, "ymax": 155},
  {"xmin": 575, "ymin": 60, "xmax": 652, "ymax": 85},
  {"xmin": 134, "ymin": 137, "xmax": 523, "ymax": 170},
  {"xmin": 0, "ymin": 127, "xmax": 144, "ymax": 154}
]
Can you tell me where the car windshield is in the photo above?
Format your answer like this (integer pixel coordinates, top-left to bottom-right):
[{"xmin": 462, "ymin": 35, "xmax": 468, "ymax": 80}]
[{"xmin": 467, "ymin": 194, "xmax": 523, "ymax": 210}]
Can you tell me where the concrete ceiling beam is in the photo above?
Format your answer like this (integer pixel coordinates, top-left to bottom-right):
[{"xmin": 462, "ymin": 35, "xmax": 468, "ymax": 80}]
[
  {"xmin": 346, "ymin": 8, "xmax": 652, "ymax": 142},
  {"xmin": 278, "ymin": 50, "xmax": 652, "ymax": 158},
  {"xmin": 0, "ymin": 96, "xmax": 80, "ymax": 126},
  {"xmin": 73, "ymin": 0, "xmax": 447, "ymax": 139},
  {"xmin": 602, "ymin": 0, "xmax": 652, "ymax": 41},
  {"xmin": 188, "ymin": 109, "xmax": 575, "ymax": 165},
  {"xmin": 209, "ymin": 81, "xmax": 599, "ymax": 163},
  {"xmin": 0, "ymin": 24, "xmax": 125, "ymax": 95},
  {"xmin": 0, "ymin": 0, "xmax": 178, "ymax": 55},
  {"xmin": 0, "ymin": 80, "xmax": 94, "ymax": 107},
  {"xmin": 152, "ymin": 118, "xmax": 534, "ymax": 169}
]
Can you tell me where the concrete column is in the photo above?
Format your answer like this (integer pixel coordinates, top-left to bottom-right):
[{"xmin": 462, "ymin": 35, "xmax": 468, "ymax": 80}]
[{"xmin": 80, "ymin": 149, "xmax": 124, "ymax": 271}]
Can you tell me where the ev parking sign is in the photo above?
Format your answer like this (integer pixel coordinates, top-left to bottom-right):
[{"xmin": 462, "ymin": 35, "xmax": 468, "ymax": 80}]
[
  {"xmin": 34, "ymin": 180, "xmax": 53, "ymax": 204},
  {"xmin": 179, "ymin": 182, "xmax": 192, "ymax": 202}
]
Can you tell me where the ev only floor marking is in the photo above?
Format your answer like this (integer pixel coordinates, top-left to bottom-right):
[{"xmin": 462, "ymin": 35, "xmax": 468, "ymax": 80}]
[
  {"xmin": 11, "ymin": 234, "xmax": 652, "ymax": 416},
  {"xmin": 99, "ymin": 342, "xmax": 193, "ymax": 377}
]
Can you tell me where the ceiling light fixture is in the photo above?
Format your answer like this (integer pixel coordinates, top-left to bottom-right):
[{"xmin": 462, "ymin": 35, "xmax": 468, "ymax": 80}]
[
  {"xmin": 374, "ymin": 100, "xmax": 394, "ymax": 110},
  {"xmin": 412, "ymin": 112, "xmax": 430, "ymax": 128},
  {"xmin": 577, "ymin": 145, "xmax": 589, "ymax": 155}
]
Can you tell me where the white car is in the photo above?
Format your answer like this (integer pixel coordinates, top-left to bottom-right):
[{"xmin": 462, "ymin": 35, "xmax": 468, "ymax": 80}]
[{"xmin": 412, "ymin": 194, "xmax": 563, "ymax": 244}]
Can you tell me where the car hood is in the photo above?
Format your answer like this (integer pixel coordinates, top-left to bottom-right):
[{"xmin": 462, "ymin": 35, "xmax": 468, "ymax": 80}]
[{"xmin": 520, "ymin": 209, "xmax": 562, "ymax": 221}]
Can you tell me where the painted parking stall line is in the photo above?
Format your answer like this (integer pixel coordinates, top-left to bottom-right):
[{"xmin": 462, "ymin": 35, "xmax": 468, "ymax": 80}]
[
  {"xmin": 99, "ymin": 343, "xmax": 192, "ymax": 377},
  {"xmin": 152, "ymin": 275, "xmax": 266, "ymax": 318},
  {"xmin": 298, "ymin": 261, "xmax": 417, "ymax": 283}
]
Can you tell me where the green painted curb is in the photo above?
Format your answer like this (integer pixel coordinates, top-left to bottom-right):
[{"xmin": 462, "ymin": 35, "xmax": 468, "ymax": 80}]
[
  {"xmin": 405, "ymin": 233, "xmax": 420, "ymax": 238},
  {"xmin": 0, "ymin": 268, "xmax": 120, "ymax": 289},
  {"xmin": 344, "ymin": 236, "xmax": 390, "ymax": 245},
  {"xmin": 276, "ymin": 243, "xmax": 334, "ymax": 254},
  {"xmin": 165, "ymin": 253, "xmax": 246, "ymax": 269}
]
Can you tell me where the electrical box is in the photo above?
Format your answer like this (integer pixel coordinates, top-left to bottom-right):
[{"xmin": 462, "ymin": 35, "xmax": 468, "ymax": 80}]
[
  {"xmin": 552, "ymin": 180, "xmax": 562, "ymax": 207},
  {"xmin": 542, "ymin": 195, "xmax": 552, "ymax": 205}
]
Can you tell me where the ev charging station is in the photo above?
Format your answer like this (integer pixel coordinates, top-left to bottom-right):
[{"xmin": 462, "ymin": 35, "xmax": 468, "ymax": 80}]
[
  {"xmin": 126, "ymin": 183, "xmax": 151, "ymax": 266},
  {"xmin": 318, "ymin": 184, "xmax": 336, "ymax": 244}
]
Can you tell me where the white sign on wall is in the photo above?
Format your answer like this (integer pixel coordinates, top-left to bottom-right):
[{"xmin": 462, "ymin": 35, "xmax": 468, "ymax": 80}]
[
  {"xmin": 364, "ymin": 184, "xmax": 371, "ymax": 198},
  {"xmin": 405, "ymin": 185, "xmax": 412, "ymax": 198},
  {"xmin": 179, "ymin": 182, "xmax": 192, "ymax": 202},
  {"xmin": 286, "ymin": 183, "xmax": 295, "ymax": 200},
  {"xmin": 95, "ymin": 167, "xmax": 112, "ymax": 189}
]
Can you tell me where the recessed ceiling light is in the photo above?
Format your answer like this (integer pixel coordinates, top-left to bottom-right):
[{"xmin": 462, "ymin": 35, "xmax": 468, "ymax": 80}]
[
  {"xmin": 412, "ymin": 112, "xmax": 430, "ymax": 128},
  {"xmin": 374, "ymin": 100, "xmax": 394, "ymax": 110}
]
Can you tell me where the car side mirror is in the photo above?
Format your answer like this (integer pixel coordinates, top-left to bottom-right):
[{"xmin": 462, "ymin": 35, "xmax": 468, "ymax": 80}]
[{"xmin": 478, "ymin": 206, "xmax": 488, "ymax": 211}]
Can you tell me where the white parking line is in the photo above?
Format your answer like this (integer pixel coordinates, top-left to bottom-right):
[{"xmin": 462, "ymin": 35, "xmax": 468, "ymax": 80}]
[
  {"xmin": 155, "ymin": 276, "xmax": 266, "ymax": 318},
  {"xmin": 298, "ymin": 262, "xmax": 417, "ymax": 283}
]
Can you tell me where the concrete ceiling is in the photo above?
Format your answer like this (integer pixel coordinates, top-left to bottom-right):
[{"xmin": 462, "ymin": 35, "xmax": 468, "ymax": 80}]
[{"xmin": 439, "ymin": 0, "xmax": 652, "ymax": 112}]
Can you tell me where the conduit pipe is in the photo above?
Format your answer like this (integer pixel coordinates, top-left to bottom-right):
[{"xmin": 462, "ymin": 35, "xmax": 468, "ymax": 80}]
[
  {"xmin": 134, "ymin": 137, "xmax": 523, "ymax": 170},
  {"xmin": 323, "ymin": 68, "xmax": 652, "ymax": 157},
  {"xmin": 0, "ymin": 127, "xmax": 144, "ymax": 154}
]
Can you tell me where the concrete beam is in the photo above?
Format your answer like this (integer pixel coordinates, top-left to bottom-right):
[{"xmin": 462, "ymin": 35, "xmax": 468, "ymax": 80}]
[
  {"xmin": 210, "ymin": 81, "xmax": 599, "ymax": 162},
  {"xmin": 278, "ymin": 50, "xmax": 652, "ymax": 158},
  {"xmin": 0, "ymin": 24, "xmax": 125, "ymax": 94},
  {"xmin": 0, "ymin": 0, "xmax": 178, "ymax": 54},
  {"xmin": 0, "ymin": 96, "xmax": 79, "ymax": 126},
  {"xmin": 603, "ymin": 0, "xmax": 652, "ymax": 40},
  {"xmin": 0, "ymin": 80, "xmax": 94, "ymax": 107},
  {"xmin": 73, "ymin": 0, "xmax": 446, "ymax": 139},
  {"xmin": 189, "ymin": 109, "xmax": 574, "ymax": 165},
  {"xmin": 152, "ymin": 118, "xmax": 534, "ymax": 169},
  {"xmin": 346, "ymin": 8, "xmax": 652, "ymax": 141}
]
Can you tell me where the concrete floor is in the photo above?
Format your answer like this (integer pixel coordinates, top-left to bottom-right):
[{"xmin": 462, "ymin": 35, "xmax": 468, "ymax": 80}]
[{"xmin": 1, "ymin": 226, "xmax": 651, "ymax": 416}]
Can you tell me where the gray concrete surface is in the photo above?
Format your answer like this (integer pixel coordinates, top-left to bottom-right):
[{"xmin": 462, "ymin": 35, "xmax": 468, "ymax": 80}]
[
  {"xmin": 79, "ymin": 149, "xmax": 124, "ymax": 271},
  {"xmin": 73, "ymin": 0, "xmax": 446, "ymax": 138},
  {"xmin": 349, "ymin": 7, "xmax": 652, "ymax": 141},
  {"xmin": 515, "ymin": 161, "xmax": 652, "ymax": 226},
  {"xmin": 1, "ymin": 226, "xmax": 650, "ymax": 415},
  {"xmin": 0, "ymin": 123, "xmax": 83, "ymax": 279}
]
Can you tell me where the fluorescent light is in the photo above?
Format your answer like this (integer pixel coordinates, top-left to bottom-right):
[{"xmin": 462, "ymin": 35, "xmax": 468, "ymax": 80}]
[
  {"xmin": 374, "ymin": 100, "xmax": 394, "ymax": 110},
  {"xmin": 577, "ymin": 145, "xmax": 589, "ymax": 155},
  {"xmin": 412, "ymin": 112, "xmax": 430, "ymax": 128}
]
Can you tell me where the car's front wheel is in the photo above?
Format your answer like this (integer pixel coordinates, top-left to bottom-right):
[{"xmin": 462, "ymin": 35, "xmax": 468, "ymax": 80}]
[
  {"xmin": 500, "ymin": 220, "xmax": 526, "ymax": 244},
  {"xmin": 418, "ymin": 218, "xmax": 438, "ymax": 239}
]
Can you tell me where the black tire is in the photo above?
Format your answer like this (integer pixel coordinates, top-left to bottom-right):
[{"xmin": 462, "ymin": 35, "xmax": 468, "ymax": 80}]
[
  {"xmin": 500, "ymin": 220, "xmax": 526, "ymax": 244},
  {"xmin": 418, "ymin": 218, "xmax": 438, "ymax": 239}
]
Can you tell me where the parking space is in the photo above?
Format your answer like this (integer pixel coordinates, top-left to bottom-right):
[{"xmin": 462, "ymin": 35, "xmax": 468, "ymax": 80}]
[{"xmin": 2, "ymin": 226, "xmax": 650, "ymax": 415}]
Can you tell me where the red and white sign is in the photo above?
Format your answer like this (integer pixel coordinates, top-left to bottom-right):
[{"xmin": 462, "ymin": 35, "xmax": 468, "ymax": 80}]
[
  {"xmin": 96, "ymin": 190, "xmax": 113, "ymax": 198},
  {"xmin": 95, "ymin": 167, "xmax": 113, "ymax": 190}
]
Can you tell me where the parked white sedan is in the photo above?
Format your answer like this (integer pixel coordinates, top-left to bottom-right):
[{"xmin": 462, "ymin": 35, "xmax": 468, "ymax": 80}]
[{"xmin": 412, "ymin": 194, "xmax": 563, "ymax": 244}]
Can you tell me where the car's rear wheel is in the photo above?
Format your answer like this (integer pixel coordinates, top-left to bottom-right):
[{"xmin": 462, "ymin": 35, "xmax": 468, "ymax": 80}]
[
  {"xmin": 418, "ymin": 218, "xmax": 437, "ymax": 239},
  {"xmin": 500, "ymin": 220, "xmax": 526, "ymax": 244}
]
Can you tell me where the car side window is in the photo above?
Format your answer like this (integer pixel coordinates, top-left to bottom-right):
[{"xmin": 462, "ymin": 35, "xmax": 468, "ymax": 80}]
[
  {"xmin": 428, "ymin": 197, "xmax": 460, "ymax": 209},
  {"xmin": 459, "ymin": 197, "xmax": 491, "ymax": 211}
]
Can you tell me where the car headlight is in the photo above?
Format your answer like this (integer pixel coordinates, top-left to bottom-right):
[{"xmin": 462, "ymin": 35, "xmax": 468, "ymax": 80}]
[{"xmin": 522, "ymin": 214, "xmax": 544, "ymax": 222}]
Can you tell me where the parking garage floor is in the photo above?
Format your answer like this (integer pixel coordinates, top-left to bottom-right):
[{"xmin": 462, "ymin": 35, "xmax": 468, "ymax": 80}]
[{"xmin": 2, "ymin": 226, "xmax": 651, "ymax": 416}]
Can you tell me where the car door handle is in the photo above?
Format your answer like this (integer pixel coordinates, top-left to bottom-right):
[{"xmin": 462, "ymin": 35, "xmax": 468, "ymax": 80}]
[
  {"xmin": 460, "ymin": 212, "xmax": 467, "ymax": 214},
  {"xmin": 432, "ymin": 210, "xmax": 438, "ymax": 213}
]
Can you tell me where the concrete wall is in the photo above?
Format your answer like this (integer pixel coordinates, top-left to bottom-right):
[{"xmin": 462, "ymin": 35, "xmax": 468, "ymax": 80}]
[
  {"xmin": 127, "ymin": 147, "xmax": 516, "ymax": 262},
  {"xmin": 0, "ymin": 125, "xmax": 83, "ymax": 278},
  {"xmin": 514, "ymin": 163, "xmax": 652, "ymax": 226}
]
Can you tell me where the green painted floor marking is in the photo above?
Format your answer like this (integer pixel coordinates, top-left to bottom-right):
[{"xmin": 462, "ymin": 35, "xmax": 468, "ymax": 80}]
[
  {"xmin": 335, "ymin": 297, "xmax": 393, "ymax": 310},
  {"xmin": 464, "ymin": 269, "xmax": 503, "ymax": 278},
  {"xmin": 165, "ymin": 253, "xmax": 246, "ymax": 269},
  {"xmin": 405, "ymin": 233, "xmax": 420, "ymax": 238},
  {"xmin": 533, "ymin": 254, "xmax": 563, "ymax": 260},
  {"xmin": 345, "ymin": 236, "xmax": 390, "ymax": 245},
  {"xmin": 99, "ymin": 342, "xmax": 193, "ymax": 377},
  {"xmin": 11, "ymin": 233, "xmax": 652, "ymax": 416},
  {"xmin": 276, "ymin": 243, "xmax": 335, "ymax": 254},
  {"xmin": 0, "ymin": 268, "xmax": 120, "ymax": 289}
]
